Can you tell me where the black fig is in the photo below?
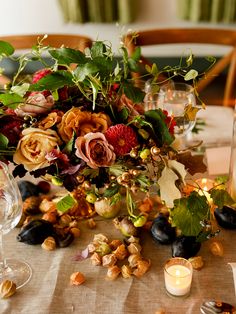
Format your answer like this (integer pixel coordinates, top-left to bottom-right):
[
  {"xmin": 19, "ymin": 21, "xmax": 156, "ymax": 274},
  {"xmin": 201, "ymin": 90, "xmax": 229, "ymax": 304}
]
[
  {"xmin": 17, "ymin": 219, "xmax": 54, "ymax": 245},
  {"xmin": 171, "ymin": 236, "xmax": 201, "ymax": 259},
  {"xmin": 151, "ymin": 214, "xmax": 176, "ymax": 244},
  {"xmin": 18, "ymin": 180, "xmax": 39, "ymax": 201},
  {"xmin": 214, "ymin": 206, "xmax": 236, "ymax": 229}
]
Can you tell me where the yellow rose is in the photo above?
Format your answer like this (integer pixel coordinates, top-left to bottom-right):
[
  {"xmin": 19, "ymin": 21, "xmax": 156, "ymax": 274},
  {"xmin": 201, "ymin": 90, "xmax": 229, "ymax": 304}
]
[
  {"xmin": 57, "ymin": 107, "xmax": 111, "ymax": 142},
  {"xmin": 13, "ymin": 128, "xmax": 61, "ymax": 171}
]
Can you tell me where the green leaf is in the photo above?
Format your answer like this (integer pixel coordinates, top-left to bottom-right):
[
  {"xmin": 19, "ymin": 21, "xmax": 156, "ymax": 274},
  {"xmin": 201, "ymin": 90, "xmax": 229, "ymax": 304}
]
[
  {"xmin": 63, "ymin": 132, "xmax": 75, "ymax": 155},
  {"xmin": 0, "ymin": 93, "xmax": 24, "ymax": 109},
  {"xmin": 210, "ymin": 189, "xmax": 234, "ymax": 209},
  {"xmin": 11, "ymin": 83, "xmax": 30, "ymax": 97},
  {"xmin": 123, "ymin": 84, "xmax": 145, "ymax": 103},
  {"xmin": 82, "ymin": 168, "xmax": 99, "ymax": 178},
  {"xmin": 205, "ymin": 55, "xmax": 216, "ymax": 63},
  {"xmin": 110, "ymin": 192, "xmax": 122, "ymax": 206},
  {"xmin": 90, "ymin": 41, "xmax": 106, "ymax": 58},
  {"xmin": 109, "ymin": 164, "xmax": 127, "ymax": 177},
  {"xmin": 119, "ymin": 107, "xmax": 129, "ymax": 122},
  {"xmin": 131, "ymin": 46, "xmax": 141, "ymax": 62},
  {"xmin": 151, "ymin": 63, "xmax": 159, "ymax": 75},
  {"xmin": 90, "ymin": 80, "xmax": 99, "ymax": 110},
  {"xmin": 184, "ymin": 69, "xmax": 198, "ymax": 81},
  {"xmin": 92, "ymin": 57, "xmax": 113, "ymax": 78},
  {"xmin": 127, "ymin": 58, "xmax": 139, "ymax": 72},
  {"xmin": 0, "ymin": 133, "xmax": 9, "ymax": 149},
  {"xmin": 56, "ymin": 194, "xmax": 76, "ymax": 213},
  {"xmin": 136, "ymin": 174, "xmax": 151, "ymax": 190},
  {"xmin": 171, "ymin": 191, "xmax": 210, "ymax": 236},
  {"xmin": 29, "ymin": 71, "xmax": 73, "ymax": 91},
  {"xmin": 49, "ymin": 47, "xmax": 86, "ymax": 65},
  {"xmin": 74, "ymin": 62, "xmax": 99, "ymax": 82},
  {"xmin": 144, "ymin": 109, "xmax": 174, "ymax": 145},
  {"xmin": 104, "ymin": 184, "xmax": 120, "ymax": 198},
  {"xmin": 0, "ymin": 41, "xmax": 14, "ymax": 56},
  {"xmin": 185, "ymin": 53, "xmax": 193, "ymax": 67}
]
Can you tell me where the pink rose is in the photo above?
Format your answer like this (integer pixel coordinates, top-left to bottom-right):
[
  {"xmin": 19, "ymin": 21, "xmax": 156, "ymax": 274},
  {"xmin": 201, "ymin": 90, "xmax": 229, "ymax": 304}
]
[
  {"xmin": 75, "ymin": 132, "xmax": 116, "ymax": 169},
  {"xmin": 15, "ymin": 92, "xmax": 54, "ymax": 117}
]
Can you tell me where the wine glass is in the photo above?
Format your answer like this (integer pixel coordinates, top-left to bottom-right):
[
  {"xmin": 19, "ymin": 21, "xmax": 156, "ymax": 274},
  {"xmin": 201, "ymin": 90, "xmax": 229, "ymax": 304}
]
[{"xmin": 0, "ymin": 161, "xmax": 32, "ymax": 289}]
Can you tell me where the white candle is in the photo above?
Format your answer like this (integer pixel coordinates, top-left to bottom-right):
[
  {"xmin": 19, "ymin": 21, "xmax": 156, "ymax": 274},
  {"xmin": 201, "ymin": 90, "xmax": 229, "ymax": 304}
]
[
  {"xmin": 164, "ymin": 258, "xmax": 193, "ymax": 297},
  {"xmin": 195, "ymin": 178, "xmax": 215, "ymax": 204}
]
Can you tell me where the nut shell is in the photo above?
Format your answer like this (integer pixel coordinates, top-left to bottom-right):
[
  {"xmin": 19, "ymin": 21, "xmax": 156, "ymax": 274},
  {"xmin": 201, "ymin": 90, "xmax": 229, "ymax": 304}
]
[
  {"xmin": 209, "ymin": 240, "xmax": 224, "ymax": 256},
  {"xmin": 188, "ymin": 256, "xmax": 204, "ymax": 270},
  {"xmin": 41, "ymin": 236, "xmax": 56, "ymax": 251},
  {"xmin": 70, "ymin": 272, "xmax": 85, "ymax": 285}
]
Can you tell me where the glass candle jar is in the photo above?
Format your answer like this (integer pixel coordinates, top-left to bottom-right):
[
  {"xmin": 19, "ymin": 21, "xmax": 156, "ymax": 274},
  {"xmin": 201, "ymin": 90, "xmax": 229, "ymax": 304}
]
[
  {"xmin": 164, "ymin": 257, "xmax": 193, "ymax": 297},
  {"xmin": 228, "ymin": 105, "xmax": 236, "ymax": 201}
]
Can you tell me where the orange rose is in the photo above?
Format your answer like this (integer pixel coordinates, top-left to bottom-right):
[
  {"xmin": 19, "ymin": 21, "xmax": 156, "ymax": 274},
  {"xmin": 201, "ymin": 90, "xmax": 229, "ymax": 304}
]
[
  {"xmin": 57, "ymin": 107, "xmax": 111, "ymax": 142},
  {"xmin": 38, "ymin": 111, "xmax": 63, "ymax": 130}
]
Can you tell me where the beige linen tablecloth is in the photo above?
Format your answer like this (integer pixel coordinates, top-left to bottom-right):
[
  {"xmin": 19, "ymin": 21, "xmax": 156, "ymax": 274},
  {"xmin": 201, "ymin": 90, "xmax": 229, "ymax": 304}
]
[{"xmin": 1, "ymin": 217, "xmax": 235, "ymax": 314}]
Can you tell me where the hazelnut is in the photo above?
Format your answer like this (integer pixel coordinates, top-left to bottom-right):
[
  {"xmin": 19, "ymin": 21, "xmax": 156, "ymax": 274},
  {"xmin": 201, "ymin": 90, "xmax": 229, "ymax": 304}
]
[
  {"xmin": 69, "ymin": 220, "xmax": 78, "ymax": 228},
  {"xmin": 209, "ymin": 240, "xmax": 224, "ymax": 256},
  {"xmin": 106, "ymin": 265, "xmax": 120, "ymax": 280},
  {"xmin": 121, "ymin": 265, "xmax": 132, "ymax": 278},
  {"xmin": 126, "ymin": 236, "xmax": 140, "ymax": 244},
  {"xmin": 188, "ymin": 256, "xmax": 204, "ymax": 270},
  {"xmin": 39, "ymin": 198, "xmax": 56, "ymax": 213},
  {"xmin": 90, "ymin": 252, "xmax": 102, "ymax": 266},
  {"xmin": 41, "ymin": 236, "xmax": 56, "ymax": 251},
  {"xmin": 0, "ymin": 280, "xmax": 16, "ymax": 299},
  {"xmin": 102, "ymin": 254, "xmax": 117, "ymax": 267},
  {"xmin": 42, "ymin": 211, "xmax": 57, "ymax": 224},
  {"xmin": 70, "ymin": 227, "xmax": 81, "ymax": 238},
  {"xmin": 59, "ymin": 214, "xmax": 72, "ymax": 226},
  {"xmin": 70, "ymin": 272, "xmax": 85, "ymax": 285},
  {"xmin": 93, "ymin": 233, "xmax": 109, "ymax": 244}
]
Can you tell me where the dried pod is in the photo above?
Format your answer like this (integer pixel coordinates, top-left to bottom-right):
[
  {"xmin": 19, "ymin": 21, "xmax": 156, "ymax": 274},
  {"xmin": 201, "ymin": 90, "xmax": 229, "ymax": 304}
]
[
  {"xmin": 42, "ymin": 211, "xmax": 58, "ymax": 224},
  {"xmin": 39, "ymin": 198, "xmax": 56, "ymax": 213},
  {"xmin": 113, "ymin": 244, "xmax": 128, "ymax": 261},
  {"xmin": 70, "ymin": 227, "xmax": 81, "ymax": 238},
  {"xmin": 127, "ymin": 243, "xmax": 142, "ymax": 255},
  {"xmin": 188, "ymin": 256, "xmax": 204, "ymax": 270},
  {"xmin": 102, "ymin": 253, "xmax": 117, "ymax": 267},
  {"xmin": 0, "ymin": 280, "xmax": 16, "ymax": 299},
  {"xmin": 23, "ymin": 196, "xmax": 41, "ymax": 215},
  {"xmin": 209, "ymin": 240, "xmax": 224, "ymax": 256},
  {"xmin": 133, "ymin": 259, "xmax": 151, "ymax": 278},
  {"xmin": 87, "ymin": 218, "xmax": 96, "ymax": 229},
  {"xmin": 126, "ymin": 236, "xmax": 140, "ymax": 244},
  {"xmin": 121, "ymin": 265, "xmax": 132, "ymax": 278},
  {"xmin": 90, "ymin": 252, "xmax": 102, "ymax": 266},
  {"xmin": 93, "ymin": 233, "xmax": 109, "ymax": 244},
  {"xmin": 69, "ymin": 220, "xmax": 78, "ymax": 228},
  {"xmin": 41, "ymin": 236, "xmax": 56, "ymax": 251},
  {"xmin": 109, "ymin": 239, "xmax": 123, "ymax": 250},
  {"xmin": 95, "ymin": 242, "xmax": 112, "ymax": 256},
  {"xmin": 128, "ymin": 253, "xmax": 142, "ymax": 268},
  {"xmin": 59, "ymin": 214, "xmax": 72, "ymax": 227},
  {"xmin": 87, "ymin": 243, "xmax": 98, "ymax": 253},
  {"xmin": 56, "ymin": 232, "xmax": 74, "ymax": 248},
  {"xmin": 106, "ymin": 265, "xmax": 120, "ymax": 281},
  {"xmin": 70, "ymin": 272, "xmax": 85, "ymax": 285}
]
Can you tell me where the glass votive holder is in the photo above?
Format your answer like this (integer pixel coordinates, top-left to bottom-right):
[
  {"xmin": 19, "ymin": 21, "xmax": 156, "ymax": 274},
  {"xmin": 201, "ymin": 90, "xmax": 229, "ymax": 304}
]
[
  {"xmin": 164, "ymin": 257, "xmax": 193, "ymax": 297},
  {"xmin": 194, "ymin": 178, "xmax": 215, "ymax": 203}
]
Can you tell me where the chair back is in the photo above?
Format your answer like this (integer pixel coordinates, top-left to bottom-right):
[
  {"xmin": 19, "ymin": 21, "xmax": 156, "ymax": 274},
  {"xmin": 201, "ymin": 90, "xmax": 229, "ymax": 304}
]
[{"xmin": 124, "ymin": 28, "xmax": 236, "ymax": 107}]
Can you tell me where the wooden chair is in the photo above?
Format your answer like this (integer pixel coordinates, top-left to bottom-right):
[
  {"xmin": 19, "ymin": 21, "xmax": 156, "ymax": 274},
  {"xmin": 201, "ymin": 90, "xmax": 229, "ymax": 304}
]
[
  {"xmin": 0, "ymin": 33, "xmax": 93, "ymax": 85},
  {"xmin": 124, "ymin": 28, "xmax": 236, "ymax": 107}
]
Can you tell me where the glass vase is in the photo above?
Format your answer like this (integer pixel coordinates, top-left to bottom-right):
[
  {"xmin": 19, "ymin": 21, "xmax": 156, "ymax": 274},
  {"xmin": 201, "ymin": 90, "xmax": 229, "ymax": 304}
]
[{"xmin": 228, "ymin": 105, "xmax": 236, "ymax": 201}]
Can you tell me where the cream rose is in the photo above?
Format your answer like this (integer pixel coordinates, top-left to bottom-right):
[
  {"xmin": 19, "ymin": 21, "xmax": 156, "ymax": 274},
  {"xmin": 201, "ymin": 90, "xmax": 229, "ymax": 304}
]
[
  {"xmin": 75, "ymin": 132, "xmax": 116, "ymax": 169},
  {"xmin": 13, "ymin": 128, "xmax": 61, "ymax": 171}
]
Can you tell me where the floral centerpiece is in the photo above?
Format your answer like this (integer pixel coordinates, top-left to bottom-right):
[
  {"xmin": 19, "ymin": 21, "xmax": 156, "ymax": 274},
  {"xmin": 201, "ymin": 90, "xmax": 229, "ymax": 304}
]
[{"xmin": 0, "ymin": 36, "xmax": 235, "ymax": 248}]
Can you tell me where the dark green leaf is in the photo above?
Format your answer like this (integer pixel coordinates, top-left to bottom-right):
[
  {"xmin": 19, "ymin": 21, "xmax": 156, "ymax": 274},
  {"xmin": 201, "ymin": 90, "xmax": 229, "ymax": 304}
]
[
  {"xmin": 0, "ymin": 133, "xmax": 9, "ymax": 149},
  {"xmin": 56, "ymin": 194, "xmax": 76, "ymax": 213},
  {"xmin": 92, "ymin": 57, "xmax": 113, "ymax": 78},
  {"xmin": 210, "ymin": 189, "xmax": 234, "ymax": 209},
  {"xmin": 119, "ymin": 107, "xmax": 129, "ymax": 122},
  {"xmin": 144, "ymin": 109, "xmax": 174, "ymax": 145},
  {"xmin": 82, "ymin": 168, "xmax": 99, "ymax": 178},
  {"xmin": 0, "ymin": 93, "xmax": 24, "ymax": 109},
  {"xmin": 49, "ymin": 47, "xmax": 86, "ymax": 65},
  {"xmin": 0, "ymin": 41, "xmax": 14, "ymax": 56},
  {"xmin": 171, "ymin": 191, "xmax": 209, "ymax": 236},
  {"xmin": 90, "ymin": 41, "xmax": 106, "ymax": 58},
  {"xmin": 127, "ymin": 58, "xmax": 139, "ymax": 72},
  {"xmin": 104, "ymin": 184, "xmax": 120, "ymax": 198},
  {"xmin": 123, "ymin": 84, "xmax": 145, "ymax": 103},
  {"xmin": 29, "ymin": 71, "xmax": 73, "ymax": 91},
  {"xmin": 110, "ymin": 193, "xmax": 122, "ymax": 206},
  {"xmin": 63, "ymin": 132, "xmax": 75, "ymax": 155},
  {"xmin": 73, "ymin": 63, "xmax": 99, "ymax": 82}
]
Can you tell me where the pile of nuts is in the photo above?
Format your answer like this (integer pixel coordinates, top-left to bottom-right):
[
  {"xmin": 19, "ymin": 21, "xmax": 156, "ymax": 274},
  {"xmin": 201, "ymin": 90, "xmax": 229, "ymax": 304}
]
[{"xmin": 87, "ymin": 233, "xmax": 151, "ymax": 280}]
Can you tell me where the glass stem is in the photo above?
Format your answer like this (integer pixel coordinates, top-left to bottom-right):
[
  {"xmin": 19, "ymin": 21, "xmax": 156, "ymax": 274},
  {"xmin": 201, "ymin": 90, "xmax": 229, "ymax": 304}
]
[{"xmin": 0, "ymin": 230, "xmax": 7, "ymax": 275}]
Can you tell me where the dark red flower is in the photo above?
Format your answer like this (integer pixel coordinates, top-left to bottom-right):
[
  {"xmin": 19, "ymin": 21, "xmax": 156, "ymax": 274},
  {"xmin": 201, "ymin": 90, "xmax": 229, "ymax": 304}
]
[
  {"xmin": 163, "ymin": 110, "xmax": 176, "ymax": 135},
  {"xmin": 105, "ymin": 124, "xmax": 138, "ymax": 156},
  {"xmin": 0, "ymin": 116, "xmax": 23, "ymax": 146}
]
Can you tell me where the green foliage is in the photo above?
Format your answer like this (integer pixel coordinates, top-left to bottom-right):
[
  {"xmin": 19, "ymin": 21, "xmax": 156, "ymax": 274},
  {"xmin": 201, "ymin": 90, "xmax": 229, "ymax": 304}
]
[
  {"xmin": 104, "ymin": 184, "xmax": 120, "ymax": 198},
  {"xmin": 29, "ymin": 71, "xmax": 74, "ymax": 91},
  {"xmin": 210, "ymin": 189, "xmax": 234, "ymax": 209},
  {"xmin": 0, "ymin": 133, "xmax": 9, "ymax": 149},
  {"xmin": 0, "ymin": 41, "xmax": 14, "ymax": 56},
  {"xmin": 49, "ymin": 47, "xmax": 87, "ymax": 65},
  {"xmin": 0, "ymin": 93, "xmax": 24, "ymax": 109},
  {"xmin": 171, "ymin": 191, "xmax": 210, "ymax": 236},
  {"xmin": 56, "ymin": 194, "xmax": 76, "ymax": 213}
]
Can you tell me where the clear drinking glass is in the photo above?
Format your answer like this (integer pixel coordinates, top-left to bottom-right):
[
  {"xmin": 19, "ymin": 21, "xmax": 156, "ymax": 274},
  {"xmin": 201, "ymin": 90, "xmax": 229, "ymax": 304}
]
[
  {"xmin": 228, "ymin": 105, "xmax": 236, "ymax": 201},
  {"xmin": 0, "ymin": 161, "xmax": 32, "ymax": 288}
]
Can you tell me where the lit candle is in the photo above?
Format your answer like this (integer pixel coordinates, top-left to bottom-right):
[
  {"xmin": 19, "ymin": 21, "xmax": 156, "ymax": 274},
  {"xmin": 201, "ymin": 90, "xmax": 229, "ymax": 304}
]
[
  {"xmin": 195, "ymin": 178, "xmax": 215, "ymax": 203},
  {"xmin": 164, "ymin": 257, "xmax": 193, "ymax": 297}
]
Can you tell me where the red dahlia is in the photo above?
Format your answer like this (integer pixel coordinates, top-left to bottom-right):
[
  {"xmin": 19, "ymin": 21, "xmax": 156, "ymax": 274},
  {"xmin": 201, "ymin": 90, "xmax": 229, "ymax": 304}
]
[{"xmin": 105, "ymin": 124, "xmax": 138, "ymax": 156}]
